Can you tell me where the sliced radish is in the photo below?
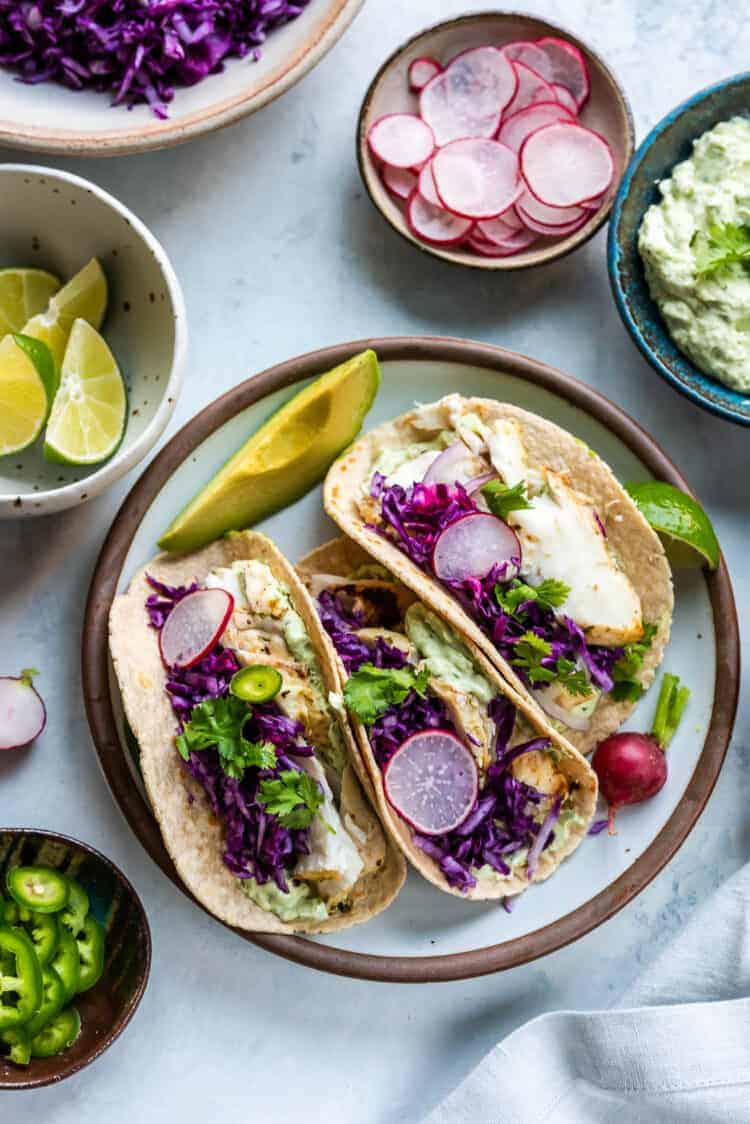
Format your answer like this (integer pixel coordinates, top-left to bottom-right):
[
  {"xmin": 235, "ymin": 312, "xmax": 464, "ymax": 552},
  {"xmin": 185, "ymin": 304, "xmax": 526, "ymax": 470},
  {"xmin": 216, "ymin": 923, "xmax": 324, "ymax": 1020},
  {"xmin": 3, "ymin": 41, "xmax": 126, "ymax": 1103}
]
[
  {"xmin": 417, "ymin": 159, "xmax": 440, "ymax": 206},
  {"xmin": 551, "ymin": 82, "xmax": 579, "ymax": 116},
  {"xmin": 521, "ymin": 122, "xmax": 614, "ymax": 208},
  {"xmin": 423, "ymin": 442, "xmax": 472, "ymax": 485},
  {"xmin": 0, "ymin": 670, "xmax": 46, "ymax": 750},
  {"xmin": 159, "ymin": 588, "xmax": 234, "ymax": 669},
  {"xmin": 433, "ymin": 138, "xmax": 521, "ymax": 220},
  {"xmin": 433, "ymin": 512, "xmax": 521, "ymax": 582},
  {"xmin": 498, "ymin": 101, "xmax": 573, "ymax": 152},
  {"xmin": 537, "ymin": 37, "xmax": 590, "ymax": 108},
  {"xmin": 472, "ymin": 228, "xmax": 538, "ymax": 256},
  {"xmin": 500, "ymin": 41, "xmax": 554, "ymax": 82},
  {"xmin": 383, "ymin": 164, "xmax": 418, "ymax": 200},
  {"xmin": 420, "ymin": 46, "xmax": 516, "ymax": 146},
  {"xmin": 407, "ymin": 190, "xmax": 474, "ymax": 246},
  {"xmin": 518, "ymin": 191, "xmax": 587, "ymax": 226},
  {"xmin": 477, "ymin": 214, "xmax": 525, "ymax": 244},
  {"xmin": 368, "ymin": 113, "xmax": 435, "ymax": 169},
  {"xmin": 516, "ymin": 206, "xmax": 589, "ymax": 237},
  {"xmin": 383, "ymin": 729, "xmax": 478, "ymax": 835},
  {"xmin": 408, "ymin": 56, "xmax": 441, "ymax": 92},
  {"xmin": 581, "ymin": 191, "xmax": 606, "ymax": 211},
  {"xmin": 504, "ymin": 61, "xmax": 556, "ymax": 118}
]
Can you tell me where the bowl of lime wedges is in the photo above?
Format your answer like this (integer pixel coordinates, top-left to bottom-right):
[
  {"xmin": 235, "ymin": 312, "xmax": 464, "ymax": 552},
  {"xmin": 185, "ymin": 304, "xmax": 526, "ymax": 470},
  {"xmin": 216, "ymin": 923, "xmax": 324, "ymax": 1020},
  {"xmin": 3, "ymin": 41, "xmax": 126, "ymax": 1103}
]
[{"xmin": 0, "ymin": 165, "xmax": 187, "ymax": 518}]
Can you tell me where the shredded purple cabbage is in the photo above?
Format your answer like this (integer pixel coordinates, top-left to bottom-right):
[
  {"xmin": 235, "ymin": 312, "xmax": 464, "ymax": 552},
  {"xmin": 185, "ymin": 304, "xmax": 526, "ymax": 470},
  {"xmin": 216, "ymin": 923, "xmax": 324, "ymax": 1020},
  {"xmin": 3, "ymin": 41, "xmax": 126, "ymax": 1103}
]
[
  {"xmin": 316, "ymin": 580, "xmax": 561, "ymax": 892},
  {"xmin": 587, "ymin": 817, "xmax": 609, "ymax": 836},
  {"xmin": 317, "ymin": 589, "xmax": 409, "ymax": 674},
  {"xmin": 371, "ymin": 476, "xmax": 623, "ymax": 694},
  {"xmin": 0, "ymin": 0, "xmax": 311, "ymax": 118},
  {"xmin": 145, "ymin": 575, "xmax": 314, "ymax": 891}
]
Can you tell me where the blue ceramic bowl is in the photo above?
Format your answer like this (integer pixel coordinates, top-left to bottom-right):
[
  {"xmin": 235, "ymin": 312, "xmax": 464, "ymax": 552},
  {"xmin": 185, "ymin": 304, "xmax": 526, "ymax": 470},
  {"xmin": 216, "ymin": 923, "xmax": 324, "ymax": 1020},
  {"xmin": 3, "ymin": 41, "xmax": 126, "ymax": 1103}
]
[{"xmin": 608, "ymin": 73, "xmax": 750, "ymax": 425}]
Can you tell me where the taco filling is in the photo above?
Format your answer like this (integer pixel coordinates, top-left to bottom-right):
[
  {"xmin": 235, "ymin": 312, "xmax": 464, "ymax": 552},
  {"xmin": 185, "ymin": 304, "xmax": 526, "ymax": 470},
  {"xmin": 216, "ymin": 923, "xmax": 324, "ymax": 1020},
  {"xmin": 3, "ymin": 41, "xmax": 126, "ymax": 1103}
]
[
  {"xmin": 356, "ymin": 395, "xmax": 656, "ymax": 735},
  {"xmin": 145, "ymin": 559, "xmax": 387, "ymax": 924},
  {"xmin": 314, "ymin": 569, "xmax": 590, "ymax": 893}
]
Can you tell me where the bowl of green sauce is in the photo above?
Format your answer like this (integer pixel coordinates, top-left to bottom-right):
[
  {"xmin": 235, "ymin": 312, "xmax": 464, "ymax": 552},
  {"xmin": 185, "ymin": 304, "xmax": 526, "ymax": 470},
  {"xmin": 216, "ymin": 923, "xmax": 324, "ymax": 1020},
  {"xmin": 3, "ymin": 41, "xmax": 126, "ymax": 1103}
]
[{"xmin": 608, "ymin": 73, "xmax": 750, "ymax": 426}]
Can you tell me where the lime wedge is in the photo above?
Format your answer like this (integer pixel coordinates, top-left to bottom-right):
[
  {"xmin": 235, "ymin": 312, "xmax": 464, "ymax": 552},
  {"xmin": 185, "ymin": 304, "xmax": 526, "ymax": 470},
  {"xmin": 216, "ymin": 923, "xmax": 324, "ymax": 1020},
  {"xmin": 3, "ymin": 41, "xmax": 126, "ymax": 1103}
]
[
  {"xmin": 159, "ymin": 349, "xmax": 381, "ymax": 553},
  {"xmin": 0, "ymin": 269, "xmax": 60, "ymax": 336},
  {"xmin": 625, "ymin": 481, "xmax": 720, "ymax": 570},
  {"xmin": 0, "ymin": 334, "xmax": 55, "ymax": 455},
  {"xmin": 43, "ymin": 318, "xmax": 126, "ymax": 466},
  {"xmin": 23, "ymin": 258, "xmax": 107, "ymax": 372}
]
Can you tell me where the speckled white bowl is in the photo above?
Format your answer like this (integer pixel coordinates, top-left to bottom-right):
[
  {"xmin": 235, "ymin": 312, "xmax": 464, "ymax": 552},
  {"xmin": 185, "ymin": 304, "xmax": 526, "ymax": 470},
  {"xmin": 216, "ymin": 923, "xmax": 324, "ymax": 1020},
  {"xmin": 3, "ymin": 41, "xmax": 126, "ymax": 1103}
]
[{"xmin": 0, "ymin": 165, "xmax": 187, "ymax": 518}]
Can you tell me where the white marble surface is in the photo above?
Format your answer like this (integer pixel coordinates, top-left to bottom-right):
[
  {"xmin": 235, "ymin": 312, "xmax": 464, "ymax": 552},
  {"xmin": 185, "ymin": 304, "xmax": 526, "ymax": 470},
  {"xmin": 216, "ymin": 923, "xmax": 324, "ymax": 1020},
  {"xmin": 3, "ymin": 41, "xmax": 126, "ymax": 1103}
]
[{"xmin": 1, "ymin": 2, "xmax": 748, "ymax": 1120}]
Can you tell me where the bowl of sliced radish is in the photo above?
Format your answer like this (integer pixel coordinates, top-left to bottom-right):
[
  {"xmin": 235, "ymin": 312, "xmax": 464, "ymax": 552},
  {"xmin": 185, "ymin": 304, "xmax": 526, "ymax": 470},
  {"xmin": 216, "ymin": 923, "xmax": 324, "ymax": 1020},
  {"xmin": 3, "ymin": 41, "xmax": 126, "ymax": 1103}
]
[{"xmin": 357, "ymin": 12, "xmax": 633, "ymax": 270}]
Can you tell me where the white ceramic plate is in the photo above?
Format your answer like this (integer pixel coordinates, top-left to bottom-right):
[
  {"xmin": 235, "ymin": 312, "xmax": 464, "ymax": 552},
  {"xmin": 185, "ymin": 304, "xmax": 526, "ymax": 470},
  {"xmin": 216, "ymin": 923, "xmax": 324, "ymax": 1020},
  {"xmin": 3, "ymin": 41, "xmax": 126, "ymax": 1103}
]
[
  {"xmin": 0, "ymin": 1, "xmax": 363, "ymax": 156},
  {"xmin": 83, "ymin": 339, "xmax": 737, "ymax": 981}
]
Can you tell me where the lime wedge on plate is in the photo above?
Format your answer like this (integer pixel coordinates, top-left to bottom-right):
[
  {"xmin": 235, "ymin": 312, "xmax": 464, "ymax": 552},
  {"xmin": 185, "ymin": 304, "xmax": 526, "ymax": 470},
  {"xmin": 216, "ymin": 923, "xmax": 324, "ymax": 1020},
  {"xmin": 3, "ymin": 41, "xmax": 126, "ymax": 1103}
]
[
  {"xmin": 24, "ymin": 258, "xmax": 107, "ymax": 372},
  {"xmin": 159, "ymin": 349, "xmax": 381, "ymax": 553},
  {"xmin": 0, "ymin": 269, "xmax": 60, "ymax": 336},
  {"xmin": 625, "ymin": 481, "xmax": 720, "ymax": 570},
  {"xmin": 0, "ymin": 333, "xmax": 56, "ymax": 455},
  {"xmin": 44, "ymin": 318, "xmax": 126, "ymax": 466}
]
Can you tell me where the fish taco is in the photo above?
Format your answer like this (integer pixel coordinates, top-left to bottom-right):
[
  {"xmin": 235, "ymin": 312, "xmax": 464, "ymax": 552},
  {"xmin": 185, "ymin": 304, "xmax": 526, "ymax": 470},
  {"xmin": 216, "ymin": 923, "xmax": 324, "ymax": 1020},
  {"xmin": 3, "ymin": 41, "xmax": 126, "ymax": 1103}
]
[
  {"xmin": 109, "ymin": 531, "xmax": 405, "ymax": 934},
  {"xmin": 298, "ymin": 537, "xmax": 598, "ymax": 900},
  {"xmin": 324, "ymin": 394, "xmax": 674, "ymax": 754}
]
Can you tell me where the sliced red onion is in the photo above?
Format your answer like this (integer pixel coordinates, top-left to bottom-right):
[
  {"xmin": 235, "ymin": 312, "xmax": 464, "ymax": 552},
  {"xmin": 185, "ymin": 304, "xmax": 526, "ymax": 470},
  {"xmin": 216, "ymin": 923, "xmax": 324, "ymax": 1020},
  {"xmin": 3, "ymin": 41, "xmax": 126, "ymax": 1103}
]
[
  {"xmin": 422, "ymin": 442, "xmax": 470, "ymax": 485},
  {"xmin": 383, "ymin": 729, "xmax": 478, "ymax": 835},
  {"xmin": 159, "ymin": 588, "xmax": 234, "ymax": 669},
  {"xmin": 432, "ymin": 513, "xmax": 521, "ymax": 583},
  {"xmin": 526, "ymin": 795, "xmax": 562, "ymax": 880},
  {"xmin": 465, "ymin": 470, "xmax": 498, "ymax": 495},
  {"xmin": 534, "ymin": 688, "xmax": 591, "ymax": 732}
]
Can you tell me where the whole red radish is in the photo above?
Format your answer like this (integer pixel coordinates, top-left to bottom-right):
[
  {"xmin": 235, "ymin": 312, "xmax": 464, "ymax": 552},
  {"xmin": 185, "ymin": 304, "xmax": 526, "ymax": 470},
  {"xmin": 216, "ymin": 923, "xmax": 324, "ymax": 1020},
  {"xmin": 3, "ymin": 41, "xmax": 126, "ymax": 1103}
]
[{"xmin": 592, "ymin": 673, "xmax": 689, "ymax": 833}]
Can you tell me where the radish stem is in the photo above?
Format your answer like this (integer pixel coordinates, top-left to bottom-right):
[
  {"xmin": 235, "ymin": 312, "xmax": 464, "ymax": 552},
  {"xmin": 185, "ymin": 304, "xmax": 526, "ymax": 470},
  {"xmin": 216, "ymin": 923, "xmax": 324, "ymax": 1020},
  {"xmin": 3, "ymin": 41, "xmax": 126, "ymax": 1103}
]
[{"xmin": 651, "ymin": 673, "xmax": 690, "ymax": 749}]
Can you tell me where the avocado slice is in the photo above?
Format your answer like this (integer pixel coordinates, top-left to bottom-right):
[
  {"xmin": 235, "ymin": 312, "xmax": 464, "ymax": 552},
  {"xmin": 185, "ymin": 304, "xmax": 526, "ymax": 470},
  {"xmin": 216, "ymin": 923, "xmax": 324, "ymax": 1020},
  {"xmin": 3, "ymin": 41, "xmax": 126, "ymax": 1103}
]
[{"xmin": 158, "ymin": 349, "xmax": 381, "ymax": 553}]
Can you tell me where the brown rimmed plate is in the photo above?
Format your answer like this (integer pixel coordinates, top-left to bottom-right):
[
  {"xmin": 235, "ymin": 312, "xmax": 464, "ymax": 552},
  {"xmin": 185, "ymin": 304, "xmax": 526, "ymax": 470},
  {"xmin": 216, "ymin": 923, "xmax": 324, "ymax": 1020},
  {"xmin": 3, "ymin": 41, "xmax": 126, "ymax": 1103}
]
[
  {"xmin": 0, "ymin": 828, "xmax": 150, "ymax": 1090},
  {"xmin": 82, "ymin": 337, "xmax": 737, "ymax": 983}
]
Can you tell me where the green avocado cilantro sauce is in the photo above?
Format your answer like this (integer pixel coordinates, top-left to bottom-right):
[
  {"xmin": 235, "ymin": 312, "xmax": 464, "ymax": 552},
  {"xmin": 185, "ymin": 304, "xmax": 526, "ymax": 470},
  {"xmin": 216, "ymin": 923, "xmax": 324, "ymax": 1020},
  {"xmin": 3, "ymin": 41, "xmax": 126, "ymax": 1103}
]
[
  {"xmin": 638, "ymin": 116, "xmax": 750, "ymax": 391},
  {"xmin": 241, "ymin": 878, "xmax": 328, "ymax": 923},
  {"xmin": 404, "ymin": 604, "xmax": 494, "ymax": 705}
]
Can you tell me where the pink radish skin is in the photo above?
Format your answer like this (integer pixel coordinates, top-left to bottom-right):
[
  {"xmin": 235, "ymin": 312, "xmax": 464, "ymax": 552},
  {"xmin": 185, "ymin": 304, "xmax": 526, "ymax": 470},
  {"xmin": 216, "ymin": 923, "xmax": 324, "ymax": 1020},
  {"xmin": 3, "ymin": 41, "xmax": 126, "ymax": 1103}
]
[
  {"xmin": 159, "ymin": 588, "xmax": 234, "ymax": 669},
  {"xmin": 537, "ymin": 37, "xmax": 591, "ymax": 108},
  {"xmin": 383, "ymin": 164, "xmax": 418, "ymax": 200},
  {"xmin": 383, "ymin": 729, "xmax": 478, "ymax": 835},
  {"xmin": 368, "ymin": 113, "xmax": 435, "ymax": 169},
  {"xmin": 520, "ymin": 122, "xmax": 614, "ymax": 208},
  {"xmin": 477, "ymin": 214, "xmax": 526, "ymax": 245},
  {"xmin": 433, "ymin": 137, "xmax": 521, "ymax": 220},
  {"xmin": 498, "ymin": 101, "xmax": 573, "ymax": 152},
  {"xmin": 420, "ymin": 46, "xmax": 517, "ymax": 146},
  {"xmin": 417, "ymin": 160, "xmax": 440, "ymax": 206},
  {"xmin": 592, "ymin": 732, "xmax": 667, "ymax": 834},
  {"xmin": 409, "ymin": 56, "xmax": 441, "ymax": 92},
  {"xmin": 432, "ymin": 512, "xmax": 521, "ymax": 582},
  {"xmin": 551, "ymin": 82, "xmax": 579, "ymax": 116},
  {"xmin": 500, "ymin": 40, "xmax": 554, "ymax": 82},
  {"xmin": 516, "ymin": 208, "xmax": 589, "ymax": 237},
  {"xmin": 0, "ymin": 670, "xmax": 46, "ymax": 750},
  {"xmin": 518, "ymin": 191, "xmax": 587, "ymax": 226},
  {"xmin": 472, "ymin": 228, "xmax": 538, "ymax": 255},
  {"xmin": 407, "ymin": 190, "xmax": 474, "ymax": 246},
  {"xmin": 504, "ymin": 61, "xmax": 557, "ymax": 118}
]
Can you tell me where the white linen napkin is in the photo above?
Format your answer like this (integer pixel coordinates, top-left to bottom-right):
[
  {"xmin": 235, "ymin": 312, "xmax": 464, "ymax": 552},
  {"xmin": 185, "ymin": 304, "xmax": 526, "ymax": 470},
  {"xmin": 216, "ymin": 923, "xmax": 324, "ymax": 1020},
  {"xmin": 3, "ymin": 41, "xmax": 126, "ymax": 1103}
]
[{"xmin": 426, "ymin": 864, "xmax": 750, "ymax": 1123}]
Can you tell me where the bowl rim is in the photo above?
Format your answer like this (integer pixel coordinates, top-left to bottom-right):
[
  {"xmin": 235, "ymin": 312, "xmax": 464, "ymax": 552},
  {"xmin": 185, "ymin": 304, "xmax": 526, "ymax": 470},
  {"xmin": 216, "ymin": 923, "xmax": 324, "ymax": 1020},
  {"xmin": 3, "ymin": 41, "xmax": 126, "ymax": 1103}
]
[
  {"xmin": 0, "ymin": 163, "xmax": 188, "ymax": 517},
  {"xmin": 607, "ymin": 72, "xmax": 750, "ymax": 426},
  {"xmin": 356, "ymin": 10, "xmax": 635, "ymax": 271},
  {"xmin": 81, "ymin": 335, "xmax": 739, "ymax": 983},
  {"xmin": 0, "ymin": 0, "xmax": 364, "ymax": 157},
  {"xmin": 0, "ymin": 826, "xmax": 152, "ymax": 1091}
]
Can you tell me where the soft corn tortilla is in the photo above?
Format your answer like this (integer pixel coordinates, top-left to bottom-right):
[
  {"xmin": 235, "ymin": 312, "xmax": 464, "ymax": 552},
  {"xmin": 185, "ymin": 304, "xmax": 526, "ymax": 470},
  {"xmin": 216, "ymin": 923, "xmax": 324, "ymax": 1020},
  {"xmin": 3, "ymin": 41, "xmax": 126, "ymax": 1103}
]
[
  {"xmin": 323, "ymin": 396, "xmax": 674, "ymax": 755},
  {"xmin": 298, "ymin": 537, "xmax": 598, "ymax": 902},
  {"xmin": 109, "ymin": 530, "xmax": 405, "ymax": 935}
]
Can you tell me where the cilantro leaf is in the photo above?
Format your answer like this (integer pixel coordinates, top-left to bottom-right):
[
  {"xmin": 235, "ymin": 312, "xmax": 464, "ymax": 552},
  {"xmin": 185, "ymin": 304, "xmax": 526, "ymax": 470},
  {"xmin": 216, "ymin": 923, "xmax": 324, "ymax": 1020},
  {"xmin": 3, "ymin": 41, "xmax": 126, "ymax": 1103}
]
[
  {"xmin": 534, "ymin": 578, "xmax": 571, "ymax": 610},
  {"xmin": 554, "ymin": 659, "xmax": 593, "ymax": 697},
  {"xmin": 512, "ymin": 633, "xmax": 593, "ymax": 698},
  {"xmin": 343, "ymin": 663, "xmax": 430, "ymax": 726},
  {"xmin": 694, "ymin": 222, "xmax": 750, "ymax": 278},
  {"xmin": 257, "ymin": 770, "xmax": 324, "ymax": 830},
  {"xmin": 481, "ymin": 479, "xmax": 533, "ymax": 521},
  {"xmin": 175, "ymin": 696, "xmax": 276, "ymax": 779},
  {"xmin": 610, "ymin": 622, "xmax": 657, "ymax": 702},
  {"xmin": 495, "ymin": 577, "xmax": 570, "ymax": 616}
]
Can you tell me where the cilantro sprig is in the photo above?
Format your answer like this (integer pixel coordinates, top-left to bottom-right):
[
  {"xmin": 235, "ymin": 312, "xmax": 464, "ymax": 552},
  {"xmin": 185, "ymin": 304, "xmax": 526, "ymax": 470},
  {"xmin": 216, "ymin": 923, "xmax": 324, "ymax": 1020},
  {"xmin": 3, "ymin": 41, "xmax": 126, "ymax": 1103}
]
[
  {"xmin": 495, "ymin": 577, "xmax": 570, "ymax": 616},
  {"xmin": 257, "ymin": 770, "xmax": 328, "ymax": 831},
  {"xmin": 343, "ymin": 663, "xmax": 430, "ymax": 726},
  {"xmin": 610, "ymin": 622, "xmax": 658, "ymax": 702},
  {"xmin": 175, "ymin": 696, "xmax": 276, "ymax": 779},
  {"xmin": 512, "ymin": 632, "xmax": 592, "ymax": 697},
  {"xmin": 481, "ymin": 479, "xmax": 532, "ymax": 521},
  {"xmin": 694, "ymin": 222, "xmax": 750, "ymax": 278}
]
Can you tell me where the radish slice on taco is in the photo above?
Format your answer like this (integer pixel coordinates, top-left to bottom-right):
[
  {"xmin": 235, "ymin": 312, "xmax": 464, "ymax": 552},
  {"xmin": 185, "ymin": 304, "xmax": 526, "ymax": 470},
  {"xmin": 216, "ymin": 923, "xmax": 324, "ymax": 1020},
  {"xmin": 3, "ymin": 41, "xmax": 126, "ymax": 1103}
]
[
  {"xmin": 299, "ymin": 537, "xmax": 597, "ymax": 900},
  {"xmin": 324, "ymin": 395, "xmax": 673, "ymax": 755},
  {"xmin": 109, "ymin": 531, "xmax": 405, "ymax": 934}
]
